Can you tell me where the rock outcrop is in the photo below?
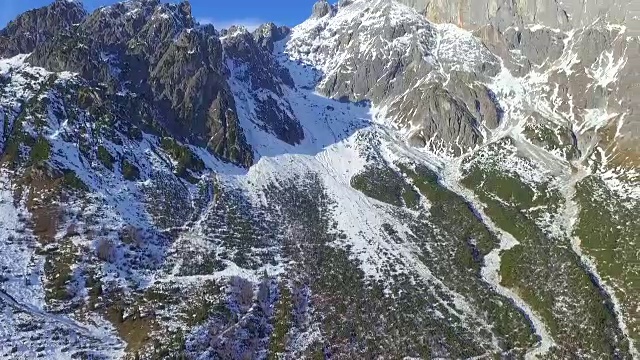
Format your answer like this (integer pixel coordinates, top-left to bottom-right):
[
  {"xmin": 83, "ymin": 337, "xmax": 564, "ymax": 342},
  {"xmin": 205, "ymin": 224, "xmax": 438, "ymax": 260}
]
[
  {"xmin": 0, "ymin": 0, "xmax": 312, "ymax": 167},
  {"xmin": 288, "ymin": 0, "xmax": 503, "ymax": 154},
  {"xmin": 397, "ymin": 0, "xmax": 639, "ymax": 33},
  {"xmin": 0, "ymin": 0, "xmax": 86, "ymax": 58},
  {"xmin": 312, "ymin": 0, "xmax": 333, "ymax": 18}
]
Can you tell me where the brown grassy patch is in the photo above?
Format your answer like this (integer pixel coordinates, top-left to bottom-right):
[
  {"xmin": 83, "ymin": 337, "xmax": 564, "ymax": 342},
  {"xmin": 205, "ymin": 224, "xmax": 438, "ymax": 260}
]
[
  {"xmin": 599, "ymin": 122, "xmax": 640, "ymax": 168},
  {"xmin": 19, "ymin": 167, "xmax": 64, "ymax": 244},
  {"xmin": 105, "ymin": 302, "xmax": 156, "ymax": 355}
]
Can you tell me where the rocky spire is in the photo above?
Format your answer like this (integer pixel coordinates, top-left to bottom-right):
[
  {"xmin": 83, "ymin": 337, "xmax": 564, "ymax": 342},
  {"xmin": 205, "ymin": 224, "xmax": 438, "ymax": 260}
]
[
  {"xmin": 311, "ymin": 0, "xmax": 332, "ymax": 18},
  {"xmin": 178, "ymin": 0, "xmax": 192, "ymax": 17},
  {"xmin": 177, "ymin": 1, "xmax": 195, "ymax": 28},
  {"xmin": 0, "ymin": 0, "xmax": 87, "ymax": 57},
  {"xmin": 253, "ymin": 23, "xmax": 291, "ymax": 52}
]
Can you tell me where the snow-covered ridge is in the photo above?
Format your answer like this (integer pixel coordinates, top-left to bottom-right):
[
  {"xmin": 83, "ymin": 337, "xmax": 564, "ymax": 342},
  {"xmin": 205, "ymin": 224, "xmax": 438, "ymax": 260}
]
[
  {"xmin": 286, "ymin": 0, "xmax": 494, "ymax": 85},
  {"xmin": 283, "ymin": 0, "xmax": 502, "ymax": 158}
]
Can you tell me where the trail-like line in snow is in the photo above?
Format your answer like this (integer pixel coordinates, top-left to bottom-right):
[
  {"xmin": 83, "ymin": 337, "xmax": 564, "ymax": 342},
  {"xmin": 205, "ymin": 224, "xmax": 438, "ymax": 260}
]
[
  {"xmin": 0, "ymin": 289, "xmax": 99, "ymax": 339},
  {"xmin": 440, "ymin": 157, "xmax": 555, "ymax": 359},
  {"xmin": 560, "ymin": 162, "xmax": 639, "ymax": 359}
]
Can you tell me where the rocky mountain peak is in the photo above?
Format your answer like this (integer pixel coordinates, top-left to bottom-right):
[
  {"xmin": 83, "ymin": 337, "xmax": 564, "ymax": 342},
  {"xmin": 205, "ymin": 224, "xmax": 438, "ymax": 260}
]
[
  {"xmin": 253, "ymin": 23, "xmax": 290, "ymax": 52},
  {"xmin": 311, "ymin": 0, "xmax": 333, "ymax": 18},
  {"xmin": 177, "ymin": 0, "xmax": 192, "ymax": 18},
  {"xmin": 288, "ymin": 0, "xmax": 502, "ymax": 155},
  {"xmin": 0, "ymin": 0, "xmax": 86, "ymax": 57}
]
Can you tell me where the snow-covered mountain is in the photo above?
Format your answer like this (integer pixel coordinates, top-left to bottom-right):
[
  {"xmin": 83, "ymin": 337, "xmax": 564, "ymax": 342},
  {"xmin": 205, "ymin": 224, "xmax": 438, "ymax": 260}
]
[{"xmin": 0, "ymin": 0, "xmax": 638, "ymax": 359}]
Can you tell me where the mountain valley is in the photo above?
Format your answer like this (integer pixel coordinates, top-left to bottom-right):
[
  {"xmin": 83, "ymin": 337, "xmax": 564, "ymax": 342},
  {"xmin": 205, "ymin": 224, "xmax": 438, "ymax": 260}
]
[{"xmin": 0, "ymin": 0, "xmax": 638, "ymax": 359}]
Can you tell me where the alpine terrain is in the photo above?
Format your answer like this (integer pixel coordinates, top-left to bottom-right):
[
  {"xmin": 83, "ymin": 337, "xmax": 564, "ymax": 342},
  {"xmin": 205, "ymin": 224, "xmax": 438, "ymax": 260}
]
[{"xmin": 0, "ymin": 0, "xmax": 638, "ymax": 358}]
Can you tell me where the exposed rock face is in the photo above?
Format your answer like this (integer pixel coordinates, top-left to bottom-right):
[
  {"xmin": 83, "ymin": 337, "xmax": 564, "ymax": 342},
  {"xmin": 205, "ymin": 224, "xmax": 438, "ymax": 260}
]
[
  {"xmin": 147, "ymin": 26, "xmax": 253, "ymax": 166},
  {"xmin": 483, "ymin": 23, "xmax": 640, "ymax": 164},
  {"xmin": 286, "ymin": 0, "xmax": 639, "ymax": 164},
  {"xmin": 288, "ymin": 0, "xmax": 503, "ymax": 155},
  {"xmin": 0, "ymin": 0, "xmax": 312, "ymax": 167},
  {"xmin": 436, "ymin": 0, "xmax": 640, "ymax": 165},
  {"xmin": 253, "ymin": 23, "xmax": 291, "ymax": 52},
  {"xmin": 223, "ymin": 27, "xmax": 304, "ymax": 146},
  {"xmin": 312, "ymin": 0, "xmax": 333, "ymax": 18},
  {"xmin": 0, "ymin": 0, "xmax": 86, "ymax": 58},
  {"xmin": 386, "ymin": 83, "xmax": 482, "ymax": 151},
  {"xmin": 397, "ymin": 0, "xmax": 640, "ymax": 33}
]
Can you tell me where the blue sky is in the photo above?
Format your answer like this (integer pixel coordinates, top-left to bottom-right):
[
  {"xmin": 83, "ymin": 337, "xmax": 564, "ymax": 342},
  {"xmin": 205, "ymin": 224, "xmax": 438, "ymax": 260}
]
[{"xmin": 1, "ymin": 0, "xmax": 318, "ymax": 30}]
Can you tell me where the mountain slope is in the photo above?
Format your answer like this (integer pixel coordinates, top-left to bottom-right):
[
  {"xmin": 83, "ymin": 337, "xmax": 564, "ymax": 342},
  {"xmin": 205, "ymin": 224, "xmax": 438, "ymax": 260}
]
[
  {"xmin": 0, "ymin": 0, "xmax": 638, "ymax": 359},
  {"xmin": 397, "ymin": 0, "xmax": 640, "ymax": 32}
]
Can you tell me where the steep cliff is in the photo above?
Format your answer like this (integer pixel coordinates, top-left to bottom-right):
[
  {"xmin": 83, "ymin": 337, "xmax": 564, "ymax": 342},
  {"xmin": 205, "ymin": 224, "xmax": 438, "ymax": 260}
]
[{"xmin": 398, "ymin": 0, "xmax": 640, "ymax": 33}]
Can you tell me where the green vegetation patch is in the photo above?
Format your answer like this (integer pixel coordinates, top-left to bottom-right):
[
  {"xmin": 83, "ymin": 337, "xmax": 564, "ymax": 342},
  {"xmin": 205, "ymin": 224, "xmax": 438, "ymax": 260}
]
[
  {"xmin": 181, "ymin": 280, "xmax": 223, "ymax": 327},
  {"xmin": 86, "ymin": 271, "xmax": 103, "ymax": 309},
  {"xmin": 268, "ymin": 283, "xmax": 292, "ymax": 359},
  {"xmin": 462, "ymin": 163, "xmax": 628, "ymax": 357},
  {"xmin": 121, "ymin": 159, "xmax": 141, "ymax": 181},
  {"xmin": 97, "ymin": 145, "xmax": 115, "ymax": 170},
  {"xmin": 2, "ymin": 115, "xmax": 33, "ymax": 167},
  {"xmin": 43, "ymin": 240, "xmax": 78, "ymax": 302},
  {"xmin": 62, "ymin": 169, "xmax": 89, "ymax": 192},
  {"xmin": 175, "ymin": 184, "xmax": 278, "ymax": 275},
  {"xmin": 397, "ymin": 162, "xmax": 537, "ymax": 352},
  {"xmin": 523, "ymin": 122, "xmax": 579, "ymax": 161},
  {"xmin": 30, "ymin": 136, "xmax": 51, "ymax": 164},
  {"xmin": 265, "ymin": 174, "xmax": 502, "ymax": 358},
  {"xmin": 351, "ymin": 165, "xmax": 420, "ymax": 208},
  {"xmin": 399, "ymin": 163, "xmax": 497, "ymax": 256},
  {"xmin": 575, "ymin": 176, "xmax": 640, "ymax": 350},
  {"xmin": 161, "ymin": 137, "xmax": 205, "ymax": 183}
]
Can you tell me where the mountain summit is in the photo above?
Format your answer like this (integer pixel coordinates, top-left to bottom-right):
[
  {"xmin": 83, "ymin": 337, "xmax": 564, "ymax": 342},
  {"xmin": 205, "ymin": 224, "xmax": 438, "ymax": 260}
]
[{"xmin": 0, "ymin": 0, "xmax": 638, "ymax": 359}]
